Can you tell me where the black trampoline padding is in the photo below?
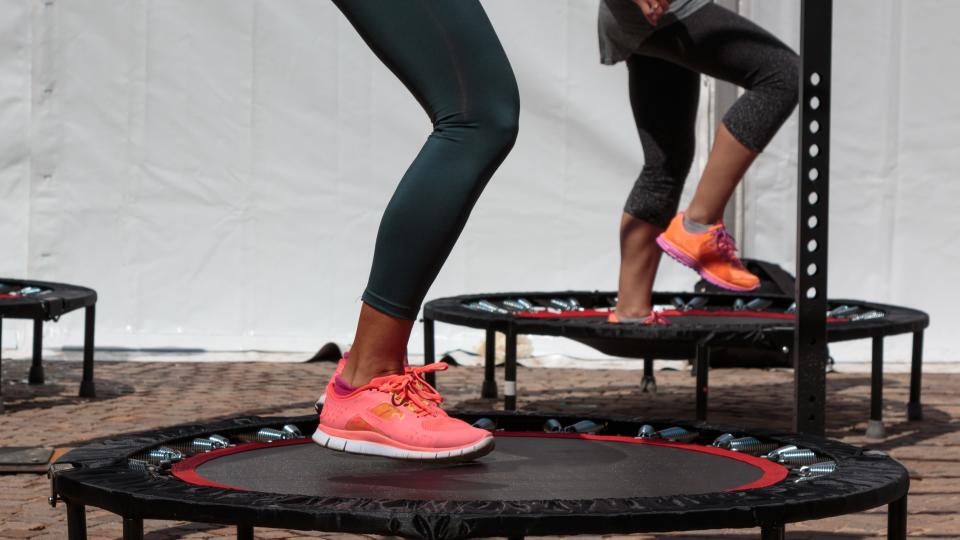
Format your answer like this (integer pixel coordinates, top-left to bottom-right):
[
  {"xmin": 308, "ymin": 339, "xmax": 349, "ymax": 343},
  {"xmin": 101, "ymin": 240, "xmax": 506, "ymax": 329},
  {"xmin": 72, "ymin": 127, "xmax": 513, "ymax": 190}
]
[{"xmin": 172, "ymin": 434, "xmax": 786, "ymax": 500}]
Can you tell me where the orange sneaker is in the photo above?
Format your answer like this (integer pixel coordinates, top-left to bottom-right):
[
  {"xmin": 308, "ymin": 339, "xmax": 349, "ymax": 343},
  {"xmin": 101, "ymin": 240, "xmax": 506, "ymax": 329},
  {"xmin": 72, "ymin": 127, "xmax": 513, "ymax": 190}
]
[
  {"xmin": 656, "ymin": 213, "xmax": 759, "ymax": 292},
  {"xmin": 313, "ymin": 362, "xmax": 494, "ymax": 461}
]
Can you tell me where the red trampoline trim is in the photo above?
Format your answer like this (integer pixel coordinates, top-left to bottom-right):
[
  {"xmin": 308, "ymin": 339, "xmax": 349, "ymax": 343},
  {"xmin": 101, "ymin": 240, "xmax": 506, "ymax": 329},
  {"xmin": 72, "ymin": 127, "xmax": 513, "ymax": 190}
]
[
  {"xmin": 513, "ymin": 308, "xmax": 846, "ymax": 324},
  {"xmin": 171, "ymin": 432, "xmax": 788, "ymax": 493}
]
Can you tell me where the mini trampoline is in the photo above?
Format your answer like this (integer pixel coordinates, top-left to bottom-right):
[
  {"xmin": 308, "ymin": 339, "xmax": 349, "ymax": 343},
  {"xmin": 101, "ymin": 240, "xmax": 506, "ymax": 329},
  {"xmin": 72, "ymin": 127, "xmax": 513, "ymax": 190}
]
[
  {"xmin": 0, "ymin": 278, "xmax": 97, "ymax": 411},
  {"xmin": 423, "ymin": 291, "xmax": 928, "ymax": 436},
  {"xmin": 50, "ymin": 413, "xmax": 909, "ymax": 539}
]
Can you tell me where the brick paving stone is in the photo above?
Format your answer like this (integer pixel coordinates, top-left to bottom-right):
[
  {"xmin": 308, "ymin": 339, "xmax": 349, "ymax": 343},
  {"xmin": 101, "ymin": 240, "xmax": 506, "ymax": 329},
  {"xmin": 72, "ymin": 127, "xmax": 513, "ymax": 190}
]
[{"xmin": 1, "ymin": 357, "xmax": 958, "ymax": 539}]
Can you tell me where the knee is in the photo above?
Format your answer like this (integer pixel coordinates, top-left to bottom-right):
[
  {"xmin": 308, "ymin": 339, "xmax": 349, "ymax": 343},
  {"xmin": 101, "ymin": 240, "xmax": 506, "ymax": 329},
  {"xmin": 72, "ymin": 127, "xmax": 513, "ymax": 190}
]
[
  {"xmin": 474, "ymin": 93, "xmax": 520, "ymax": 152},
  {"xmin": 759, "ymin": 50, "xmax": 800, "ymax": 107}
]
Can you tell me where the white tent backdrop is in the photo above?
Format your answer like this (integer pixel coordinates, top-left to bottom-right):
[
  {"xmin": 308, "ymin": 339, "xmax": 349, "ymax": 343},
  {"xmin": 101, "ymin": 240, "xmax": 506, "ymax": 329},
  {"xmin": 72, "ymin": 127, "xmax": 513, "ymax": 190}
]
[{"xmin": 0, "ymin": 0, "xmax": 954, "ymax": 364}]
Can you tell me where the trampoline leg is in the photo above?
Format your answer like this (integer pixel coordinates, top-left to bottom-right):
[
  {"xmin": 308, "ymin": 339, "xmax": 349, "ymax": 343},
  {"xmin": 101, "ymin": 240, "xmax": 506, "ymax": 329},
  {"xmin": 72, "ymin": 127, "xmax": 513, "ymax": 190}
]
[
  {"xmin": 236, "ymin": 524, "xmax": 254, "ymax": 540},
  {"xmin": 122, "ymin": 516, "xmax": 143, "ymax": 540},
  {"xmin": 695, "ymin": 345, "xmax": 709, "ymax": 421},
  {"xmin": 866, "ymin": 336, "xmax": 886, "ymax": 439},
  {"xmin": 423, "ymin": 318, "xmax": 436, "ymax": 388},
  {"xmin": 888, "ymin": 494, "xmax": 908, "ymax": 540},
  {"xmin": 66, "ymin": 503, "xmax": 87, "ymax": 540},
  {"xmin": 760, "ymin": 523, "xmax": 785, "ymax": 540},
  {"xmin": 1, "ymin": 316, "xmax": 4, "ymax": 414},
  {"xmin": 29, "ymin": 318, "xmax": 44, "ymax": 384},
  {"xmin": 80, "ymin": 305, "xmax": 96, "ymax": 398},
  {"xmin": 482, "ymin": 328, "xmax": 498, "ymax": 399},
  {"xmin": 641, "ymin": 357, "xmax": 656, "ymax": 393},
  {"xmin": 907, "ymin": 330, "xmax": 924, "ymax": 421},
  {"xmin": 504, "ymin": 325, "xmax": 517, "ymax": 411}
]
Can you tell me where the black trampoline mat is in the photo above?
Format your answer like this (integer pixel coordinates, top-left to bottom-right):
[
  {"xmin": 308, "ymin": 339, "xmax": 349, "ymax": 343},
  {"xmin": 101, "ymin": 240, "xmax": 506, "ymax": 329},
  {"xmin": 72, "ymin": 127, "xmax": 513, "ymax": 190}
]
[{"xmin": 183, "ymin": 435, "xmax": 779, "ymax": 501}]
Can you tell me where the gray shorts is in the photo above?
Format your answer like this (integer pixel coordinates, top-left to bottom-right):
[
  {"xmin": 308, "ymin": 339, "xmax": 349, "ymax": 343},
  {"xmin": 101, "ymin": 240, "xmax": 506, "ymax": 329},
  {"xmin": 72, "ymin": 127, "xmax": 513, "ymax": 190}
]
[{"xmin": 599, "ymin": 0, "xmax": 711, "ymax": 65}]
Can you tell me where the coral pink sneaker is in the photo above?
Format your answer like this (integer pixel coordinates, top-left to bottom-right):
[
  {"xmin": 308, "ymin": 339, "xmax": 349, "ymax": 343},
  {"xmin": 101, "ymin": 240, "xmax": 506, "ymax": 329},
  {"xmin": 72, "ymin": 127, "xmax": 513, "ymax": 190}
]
[
  {"xmin": 313, "ymin": 362, "xmax": 493, "ymax": 461},
  {"xmin": 656, "ymin": 212, "xmax": 760, "ymax": 292}
]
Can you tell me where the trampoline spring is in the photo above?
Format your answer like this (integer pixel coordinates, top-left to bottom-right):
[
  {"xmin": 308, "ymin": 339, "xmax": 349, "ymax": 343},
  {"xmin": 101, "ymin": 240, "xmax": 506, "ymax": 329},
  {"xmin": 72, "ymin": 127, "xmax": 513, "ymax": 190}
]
[
  {"xmin": 656, "ymin": 427, "xmax": 697, "ymax": 443},
  {"xmin": 798, "ymin": 461, "xmax": 837, "ymax": 477},
  {"xmin": 477, "ymin": 300, "xmax": 510, "ymax": 314},
  {"xmin": 472, "ymin": 418, "xmax": 497, "ymax": 431},
  {"xmin": 733, "ymin": 298, "xmax": 747, "ymax": 311},
  {"xmin": 671, "ymin": 297, "xmax": 687, "ymax": 310},
  {"xmin": 566, "ymin": 297, "xmax": 582, "ymax": 310},
  {"xmin": 711, "ymin": 433, "xmax": 736, "ymax": 447},
  {"xmin": 147, "ymin": 447, "xmax": 183, "ymax": 464},
  {"xmin": 256, "ymin": 428, "xmax": 294, "ymax": 442},
  {"xmin": 849, "ymin": 310, "xmax": 885, "ymax": 322},
  {"xmin": 827, "ymin": 304, "xmax": 858, "ymax": 318},
  {"xmin": 208, "ymin": 434, "xmax": 231, "ymax": 447},
  {"xmin": 282, "ymin": 424, "xmax": 303, "ymax": 438},
  {"xmin": 128, "ymin": 458, "xmax": 153, "ymax": 471},
  {"xmin": 685, "ymin": 297, "xmax": 708, "ymax": 310},
  {"xmin": 727, "ymin": 437, "xmax": 777, "ymax": 456},
  {"xmin": 777, "ymin": 449, "xmax": 822, "ymax": 466},
  {"xmin": 543, "ymin": 419, "xmax": 563, "ymax": 433},
  {"xmin": 548, "ymin": 298, "xmax": 575, "ymax": 311},
  {"xmin": 765, "ymin": 445, "xmax": 798, "ymax": 460},
  {"xmin": 501, "ymin": 299, "xmax": 528, "ymax": 312},
  {"xmin": 563, "ymin": 420, "xmax": 605, "ymax": 434},
  {"xmin": 745, "ymin": 298, "xmax": 773, "ymax": 311},
  {"xmin": 515, "ymin": 298, "xmax": 535, "ymax": 310},
  {"xmin": 636, "ymin": 424, "xmax": 657, "ymax": 439},
  {"xmin": 786, "ymin": 302, "xmax": 797, "ymax": 314}
]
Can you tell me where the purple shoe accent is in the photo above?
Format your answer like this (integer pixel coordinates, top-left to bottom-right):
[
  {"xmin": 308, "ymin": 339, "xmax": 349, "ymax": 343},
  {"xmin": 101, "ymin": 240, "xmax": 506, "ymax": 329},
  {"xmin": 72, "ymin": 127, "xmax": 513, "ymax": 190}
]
[
  {"xmin": 656, "ymin": 235, "xmax": 759, "ymax": 293},
  {"xmin": 333, "ymin": 375, "xmax": 357, "ymax": 396}
]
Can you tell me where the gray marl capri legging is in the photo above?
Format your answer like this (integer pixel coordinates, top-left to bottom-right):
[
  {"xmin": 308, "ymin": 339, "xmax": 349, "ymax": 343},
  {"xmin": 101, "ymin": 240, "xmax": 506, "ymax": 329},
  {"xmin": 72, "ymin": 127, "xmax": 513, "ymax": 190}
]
[{"xmin": 623, "ymin": 3, "xmax": 799, "ymax": 228}]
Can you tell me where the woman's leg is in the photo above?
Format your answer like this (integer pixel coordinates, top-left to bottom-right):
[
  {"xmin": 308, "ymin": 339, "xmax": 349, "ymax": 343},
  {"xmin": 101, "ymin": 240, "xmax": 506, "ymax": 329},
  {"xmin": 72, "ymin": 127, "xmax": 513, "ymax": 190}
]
[
  {"xmin": 639, "ymin": 3, "xmax": 800, "ymax": 226},
  {"xmin": 617, "ymin": 55, "xmax": 700, "ymax": 319},
  {"xmin": 331, "ymin": 1, "xmax": 519, "ymax": 386}
]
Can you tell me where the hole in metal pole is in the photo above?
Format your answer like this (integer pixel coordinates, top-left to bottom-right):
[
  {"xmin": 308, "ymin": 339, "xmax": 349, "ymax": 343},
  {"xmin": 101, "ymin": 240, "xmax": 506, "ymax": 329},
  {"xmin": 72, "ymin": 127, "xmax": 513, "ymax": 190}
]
[
  {"xmin": 808, "ymin": 192, "xmax": 819, "ymax": 205},
  {"xmin": 808, "ymin": 215, "xmax": 818, "ymax": 229},
  {"xmin": 806, "ymin": 287, "xmax": 817, "ymax": 299},
  {"xmin": 809, "ymin": 144, "xmax": 820, "ymax": 157},
  {"xmin": 810, "ymin": 72, "xmax": 821, "ymax": 86},
  {"xmin": 807, "ymin": 239, "xmax": 818, "ymax": 252},
  {"xmin": 809, "ymin": 120, "xmax": 820, "ymax": 134},
  {"xmin": 807, "ymin": 263, "xmax": 817, "ymax": 276},
  {"xmin": 810, "ymin": 96, "xmax": 821, "ymax": 110},
  {"xmin": 808, "ymin": 168, "xmax": 819, "ymax": 181}
]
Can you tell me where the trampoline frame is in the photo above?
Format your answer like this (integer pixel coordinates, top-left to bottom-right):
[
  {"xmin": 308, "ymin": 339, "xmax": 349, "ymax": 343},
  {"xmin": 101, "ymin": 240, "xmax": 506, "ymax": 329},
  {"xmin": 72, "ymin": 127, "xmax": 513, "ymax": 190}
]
[
  {"xmin": 423, "ymin": 291, "xmax": 928, "ymax": 436},
  {"xmin": 50, "ymin": 413, "xmax": 910, "ymax": 540},
  {"xmin": 0, "ymin": 278, "xmax": 98, "ymax": 412}
]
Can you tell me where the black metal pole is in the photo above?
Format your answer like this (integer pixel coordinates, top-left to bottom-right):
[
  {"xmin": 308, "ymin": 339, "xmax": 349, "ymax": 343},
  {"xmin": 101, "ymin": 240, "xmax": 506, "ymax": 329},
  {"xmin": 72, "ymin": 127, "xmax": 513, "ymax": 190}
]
[
  {"xmin": 0, "ymin": 315, "xmax": 4, "ymax": 414},
  {"xmin": 66, "ymin": 503, "xmax": 87, "ymax": 540},
  {"xmin": 888, "ymin": 494, "xmax": 908, "ymax": 540},
  {"xmin": 122, "ymin": 516, "xmax": 144, "ymax": 540},
  {"xmin": 641, "ymin": 356, "xmax": 656, "ymax": 392},
  {"xmin": 482, "ymin": 327, "xmax": 498, "ymax": 398},
  {"xmin": 695, "ymin": 345, "xmax": 709, "ymax": 421},
  {"xmin": 80, "ymin": 305, "xmax": 96, "ymax": 397},
  {"xmin": 504, "ymin": 323, "xmax": 518, "ymax": 411},
  {"xmin": 908, "ymin": 330, "xmax": 924, "ymax": 420},
  {"xmin": 760, "ymin": 523, "xmax": 786, "ymax": 540},
  {"xmin": 29, "ymin": 318, "xmax": 44, "ymax": 384},
  {"xmin": 794, "ymin": 0, "xmax": 832, "ymax": 436},
  {"xmin": 236, "ymin": 524, "xmax": 254, "ymax": 540},
  {"xmin": 423, "ymin": 317, "xmax": 436, "ymax": 387},
  {"xmin": 866, "ymin": 336, "xmax": 886, "ymax": 438}
]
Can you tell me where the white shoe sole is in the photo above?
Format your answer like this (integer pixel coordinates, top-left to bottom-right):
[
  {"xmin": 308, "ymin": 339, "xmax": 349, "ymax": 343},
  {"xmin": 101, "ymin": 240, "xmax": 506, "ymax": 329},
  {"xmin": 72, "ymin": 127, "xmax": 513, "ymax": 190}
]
[{"xmin": 311, "ymin": 427, "xmax": 494, "ymax": 462}]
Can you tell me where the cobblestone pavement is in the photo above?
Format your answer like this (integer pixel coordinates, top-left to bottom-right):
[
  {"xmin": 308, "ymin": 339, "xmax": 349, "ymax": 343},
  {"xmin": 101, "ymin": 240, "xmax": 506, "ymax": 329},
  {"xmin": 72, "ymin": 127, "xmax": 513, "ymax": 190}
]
[{"xmin": 1, "ymin": 358, "xmax": 958, "ymax": 539}]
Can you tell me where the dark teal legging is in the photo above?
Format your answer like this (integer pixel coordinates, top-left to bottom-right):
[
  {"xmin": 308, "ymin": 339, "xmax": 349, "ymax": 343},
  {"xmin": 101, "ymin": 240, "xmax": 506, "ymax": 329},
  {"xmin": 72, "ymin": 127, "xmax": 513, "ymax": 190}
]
[{"xmin": 333, "ymin": 0, "xmax": 520, "ymax": 320}]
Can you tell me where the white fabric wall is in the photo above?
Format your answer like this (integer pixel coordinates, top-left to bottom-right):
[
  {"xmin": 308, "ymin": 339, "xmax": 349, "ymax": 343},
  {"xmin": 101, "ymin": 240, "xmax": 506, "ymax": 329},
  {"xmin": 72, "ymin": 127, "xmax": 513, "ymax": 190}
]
[
  {"xmin": 0, "ymin": 0, "xmax": 954, "ymax": 363},
  {"xmin": 741, "ymin": 0, "xmax": 959, "ymax": 362}
]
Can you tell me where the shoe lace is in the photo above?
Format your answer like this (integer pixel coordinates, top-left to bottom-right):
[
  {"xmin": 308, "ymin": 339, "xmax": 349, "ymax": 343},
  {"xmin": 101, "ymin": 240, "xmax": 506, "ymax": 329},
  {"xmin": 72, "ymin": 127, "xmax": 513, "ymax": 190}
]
[
  {"xmin": 710, "ymin": 226, "xmax": 745, "ymax": 268},
  {"xmin": 377, "ymin": 362, "xmax": 448, "ymax": 416},
  {"xmin": 644, "ymin": 311, "xmax": 671, "ymax": 325}
]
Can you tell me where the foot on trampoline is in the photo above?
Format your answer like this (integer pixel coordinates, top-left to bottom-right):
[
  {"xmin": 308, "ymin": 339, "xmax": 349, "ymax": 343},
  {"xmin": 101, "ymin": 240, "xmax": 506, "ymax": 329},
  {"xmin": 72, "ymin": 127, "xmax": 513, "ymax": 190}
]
[
  {"xmin": 656, "ymin": 213, "xmax": 759, "ymax": 292},
  {"xmin": 865, "ymin": 419, "xmax": 886, "ymax": 439},
  {"xmin": 314, "ymin": 362, "xmax": 493, "ymax": 462}
]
